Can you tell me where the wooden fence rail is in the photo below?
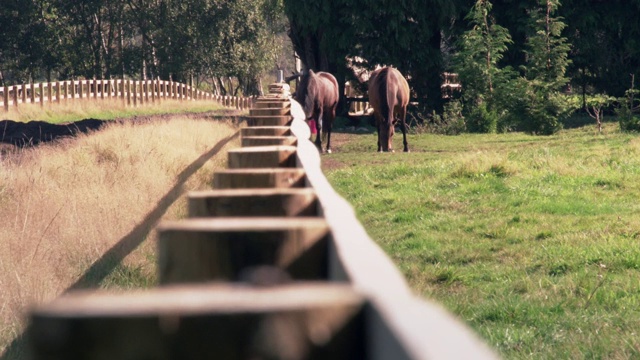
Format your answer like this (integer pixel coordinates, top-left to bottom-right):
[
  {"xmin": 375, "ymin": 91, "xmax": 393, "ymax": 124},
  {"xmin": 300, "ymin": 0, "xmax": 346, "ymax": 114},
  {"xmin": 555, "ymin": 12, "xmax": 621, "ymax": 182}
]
[
  {"xmin": 0, "ymin": 79, "xmax": 254, "ymax": 112},
  {"xmin": 28, "ymin": 82, "xmax": 498, "ymax": 359}
]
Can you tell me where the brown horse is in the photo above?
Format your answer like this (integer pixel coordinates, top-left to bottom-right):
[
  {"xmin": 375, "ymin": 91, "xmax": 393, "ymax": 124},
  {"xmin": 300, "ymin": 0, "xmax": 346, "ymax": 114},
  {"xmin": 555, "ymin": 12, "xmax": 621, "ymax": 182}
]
[
  {"xmin": 295, "ymin": 70, "xmax": 339, "ymax": 153},
  {"xmin": 368, "ymin": 67, "xmax": 410, "ymax": 152}
]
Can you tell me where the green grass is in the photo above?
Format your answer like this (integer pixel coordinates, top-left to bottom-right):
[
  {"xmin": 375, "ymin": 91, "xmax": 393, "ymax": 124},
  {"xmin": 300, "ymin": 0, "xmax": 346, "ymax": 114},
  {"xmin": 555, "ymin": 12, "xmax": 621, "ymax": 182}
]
[{"xmin": 324, "ymin": 122, "xmax": 640, "ymax": 359}]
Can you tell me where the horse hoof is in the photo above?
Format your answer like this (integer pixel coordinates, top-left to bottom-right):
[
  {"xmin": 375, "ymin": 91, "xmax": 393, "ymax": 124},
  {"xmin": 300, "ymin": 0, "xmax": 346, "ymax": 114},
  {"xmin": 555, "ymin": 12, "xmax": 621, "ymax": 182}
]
[{"xmin": 326, "ymin": 149, "xmax": 332, "ymax": 154}]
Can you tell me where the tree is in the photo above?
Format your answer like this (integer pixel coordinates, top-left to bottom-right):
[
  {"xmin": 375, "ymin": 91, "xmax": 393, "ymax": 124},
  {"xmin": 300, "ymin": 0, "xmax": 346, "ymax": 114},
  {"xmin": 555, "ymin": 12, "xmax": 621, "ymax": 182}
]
[
  {"xmin": 513, "ymin": 0, "xmax": 574, "ymax": 135},
  {"xmin": 582, "ymin": 94, "xmax": 616, "ymax": 132},
  {"xmin": 453, "ymin": 0, "xmax": 514, "ymax": 132},
  {"xmin": 283, "ymin": 0, "xmax": 465, "ymax": 112}
]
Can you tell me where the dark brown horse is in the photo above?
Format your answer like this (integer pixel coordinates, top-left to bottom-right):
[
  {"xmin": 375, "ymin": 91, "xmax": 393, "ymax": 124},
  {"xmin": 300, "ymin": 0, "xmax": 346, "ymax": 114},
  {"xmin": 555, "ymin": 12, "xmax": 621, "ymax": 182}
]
[
  {"xmin": 295, "ymin": 70, "xmax": 339, "ymax": 153},
  {"xmin": 368, "ymin": 67, "xmax": 410, "ymax": 152}
]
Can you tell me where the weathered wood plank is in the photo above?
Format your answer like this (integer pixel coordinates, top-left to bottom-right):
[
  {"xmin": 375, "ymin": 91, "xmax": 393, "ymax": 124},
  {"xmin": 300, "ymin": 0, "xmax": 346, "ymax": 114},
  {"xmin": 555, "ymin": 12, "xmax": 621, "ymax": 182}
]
[
  {"xmin": 253, "ymin": 101, "xmax": 290, "ymax": 109},
  {"xmin": 256, "ymin": 95, "xmax": 289, "ymax": 101},
  {"xmin": 250, "ymin": 108, "xmax": 290, "ymax": 116},
  {"xmin": 29, "ymin": 284, "xmax": 365, "ymax": 360},
  {"xmin": 241, "ymin": 136, "xmax": 297, "ymax": 147},
  {"xmin": 213, "ymin": 168, "xmax": 307, "ymax": 189},
  {"xmin": 241, "ymin": 126, "xmax": 291, "ymax": 137},
  {"xmin": 227, "ymin": 145, "xmax": 298, "ymax": 169},
  {"xmin": 157, "ymin": 218, "xmax": 329, "ymax": 284},
  {"xmin": 188, "ymin": 188, "xmax": 319, "ymax": 217},
  {"xmin": 246, "ymin": 115, "xmax": 292, "ymax": 127}
]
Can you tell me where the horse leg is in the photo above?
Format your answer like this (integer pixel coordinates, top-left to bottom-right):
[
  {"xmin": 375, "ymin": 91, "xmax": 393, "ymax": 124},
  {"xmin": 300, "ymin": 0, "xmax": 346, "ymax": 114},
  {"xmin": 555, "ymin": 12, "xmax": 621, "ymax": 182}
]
[
  {"xmin": 375, "ymin": 116, "xmax": 382, "ymax": 152},
  {"xmin": 387, "ymin": 108, "xmax": 395, "ymax": 152},
  {"xmin": 325, "ymin": 105, "xmax": 337, "ymax": 153},
  {"xmin": 399, "ymin": 106, "xmax": 409, "ymax": 152},
  {"xmin": 315, "ymin": 109, "xmax": 323, "ymax": 151}
]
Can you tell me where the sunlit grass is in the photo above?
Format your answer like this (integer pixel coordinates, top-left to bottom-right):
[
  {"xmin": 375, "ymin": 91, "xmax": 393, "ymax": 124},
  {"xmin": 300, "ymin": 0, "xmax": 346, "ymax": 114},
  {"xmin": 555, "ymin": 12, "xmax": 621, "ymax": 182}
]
[
  {"xmin": 0, "ymin": 114, "xmax": 240, "ymax": 357},
  {"xmin": 1, "ymin": 98, "xmax": 234, "ymax": 124},
  {"xmin": 324, "ymin": 121, "xmax": 640, "ymax": 359}
]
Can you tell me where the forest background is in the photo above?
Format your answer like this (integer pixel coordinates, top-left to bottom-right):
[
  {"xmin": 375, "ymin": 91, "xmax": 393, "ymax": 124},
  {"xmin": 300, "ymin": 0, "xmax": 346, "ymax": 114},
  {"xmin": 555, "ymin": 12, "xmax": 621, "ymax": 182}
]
[{"xmin": 1, "ymin": 0, "xmax": 640, "ymax": 132}]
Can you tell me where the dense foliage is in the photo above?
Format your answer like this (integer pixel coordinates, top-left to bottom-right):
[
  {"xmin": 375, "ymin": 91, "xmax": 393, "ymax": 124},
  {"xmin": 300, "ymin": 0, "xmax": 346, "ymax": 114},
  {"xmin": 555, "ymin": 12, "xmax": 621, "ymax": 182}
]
[
  {"xmin": 284, "ymin": 0, "xmax": 461, "ymax": 111},
  {"xmin": 0, "ymin": 0, "xmax": 285, "ymax": 95},
  {"xmin": 3, "ymin": 0, "xmax": 640, "ymax": 130},
  {"xmin": 283, "ymin": 0, "xmax": 640, "ymax": 133}
]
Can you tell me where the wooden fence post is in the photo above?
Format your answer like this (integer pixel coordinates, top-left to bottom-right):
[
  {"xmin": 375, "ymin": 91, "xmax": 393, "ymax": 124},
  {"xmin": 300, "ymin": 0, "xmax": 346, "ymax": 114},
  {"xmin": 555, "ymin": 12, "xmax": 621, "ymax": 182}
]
[
  {"xmin": 14, "ymin": 85, "xmax": 19, "ymax": 110},
  {"xmin": 39, "ymin": 82, "xmax": 44, "ymax": 107},
  {"xmin": 151, "ymin": 79, "xmax": 156, "ymax": 103},
  {"xmin": 126, "ymin": 80, "xmax": 131, "ymax": 106},
  {"xmin": 29, "ymin": 284, "xmax": 365, "ymax": 360},
  {"xmin": 3, "ymin": 86, "xmax": 8, "ymax": 112},
  {"xmin": 30, "ymin": 81, "xmax": 35, "ymax": 104},
  {"xmin": 133, "ymin": 80, "xmax": 142, "ymax": 107},
  {"xmin": 71, "ymin": 80, "xmax": 76, "ymax": 102},
  {"xmin": 21, "ymin": 84, "xmax": 26, "ymax": 106},
  {"xmin": 121, "ymin": 79, "xmax": 124, "ymax": 103},
  {"xmin": 55, "ymin": 81, "xmax": 60, "ymax": 104},
  {"xmin": 188, "ymin": 188, "xmax": 318, "ymax": 218},
  {"xmin": 158, "ymin": 218, "xmax": 330, "ymax": 284}
]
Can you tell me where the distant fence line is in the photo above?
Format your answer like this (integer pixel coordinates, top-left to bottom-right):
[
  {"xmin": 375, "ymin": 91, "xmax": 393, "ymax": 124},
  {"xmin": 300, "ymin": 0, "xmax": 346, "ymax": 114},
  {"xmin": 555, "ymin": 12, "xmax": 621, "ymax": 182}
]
[{"xmin": 0, "ymin": 78, "xmax": 254, "ymax": 112}]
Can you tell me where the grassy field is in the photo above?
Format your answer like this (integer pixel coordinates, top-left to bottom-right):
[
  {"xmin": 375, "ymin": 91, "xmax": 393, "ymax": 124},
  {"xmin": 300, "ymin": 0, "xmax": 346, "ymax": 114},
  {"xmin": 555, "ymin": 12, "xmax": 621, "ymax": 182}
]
[
  {"xmin": 3, "ymin": 98, "xmax": 639, "ymax": 359},
  {"xmin": 0, "ymin": 102, "xmax": 241, "ymax": 358},
  {"xmin": 323, "ymin": 120, "xmax": 640, "ymax": 359}
]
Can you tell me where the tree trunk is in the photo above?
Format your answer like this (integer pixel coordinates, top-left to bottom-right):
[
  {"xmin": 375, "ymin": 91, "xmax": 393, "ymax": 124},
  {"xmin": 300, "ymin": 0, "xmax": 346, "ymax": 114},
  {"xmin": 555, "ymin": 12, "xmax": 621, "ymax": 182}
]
[{"xmin": 217, "ymin": 77, "xmax": 227, "ymax": 95}]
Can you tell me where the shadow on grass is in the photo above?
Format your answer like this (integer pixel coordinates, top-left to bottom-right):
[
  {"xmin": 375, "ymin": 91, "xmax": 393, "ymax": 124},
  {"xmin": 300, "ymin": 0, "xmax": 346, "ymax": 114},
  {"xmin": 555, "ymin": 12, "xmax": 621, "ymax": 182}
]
[{"xmin": 0, "ymin": 131, "xmax": 239, "ymax": 360}]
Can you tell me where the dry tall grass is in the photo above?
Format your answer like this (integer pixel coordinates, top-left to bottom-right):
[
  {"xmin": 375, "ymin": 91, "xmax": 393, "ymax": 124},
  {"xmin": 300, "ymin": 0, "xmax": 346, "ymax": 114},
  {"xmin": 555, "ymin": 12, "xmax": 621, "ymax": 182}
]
[
  {"xmin": 1, "ymin": 98, "xmax": 229, "ymax": 123},
  {"xmin": 0, "ymin": 115, "xmax": 240, "ymax": 355}
]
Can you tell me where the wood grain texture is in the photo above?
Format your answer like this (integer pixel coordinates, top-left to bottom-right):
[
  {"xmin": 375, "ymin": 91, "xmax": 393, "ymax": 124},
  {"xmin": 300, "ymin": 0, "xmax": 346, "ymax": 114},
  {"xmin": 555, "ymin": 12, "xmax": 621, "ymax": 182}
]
[
  {"xmin": 188, "ymin": 188, "xmax": 319, "ymax": 217},
  {"xmin": 213, "ymin": 168, "xmax": 307, "ymax": 189},
  {"xmin": 29, "ymin": 284, "xmax": 365, "ymax": 360},
  {"xmin": 241, "ymin": 136, "xmax": 297, "ymax": 147},
  {"xmin": 157, "ymin": 218, "xmax": 330, "ymax": 284},
  {"xmin": 246, "ymin": 115, "xmax": 292, "ymax": 126},
  {"xmin": 227, "ymin": 145, "xmax": 298, "ymax": 169},
  {"xmin": 241, "ymin": 126, "xmax": 291, "ymax": 137}
]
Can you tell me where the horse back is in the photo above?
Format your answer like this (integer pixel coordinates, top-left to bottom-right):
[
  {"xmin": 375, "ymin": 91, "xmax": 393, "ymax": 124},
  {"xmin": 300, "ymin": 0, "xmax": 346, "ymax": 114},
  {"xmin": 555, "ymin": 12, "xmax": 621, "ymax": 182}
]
[
  {"xmin": 368, "ymin": 67, "xmax": 409, "ymax": 116},
  {"xmin": 387, "ymin": 68, "xmax": 410, "ymax": 109},
  {"xmin": 317, "ymin": 72, "xmax": 339, "ymax": 106}
]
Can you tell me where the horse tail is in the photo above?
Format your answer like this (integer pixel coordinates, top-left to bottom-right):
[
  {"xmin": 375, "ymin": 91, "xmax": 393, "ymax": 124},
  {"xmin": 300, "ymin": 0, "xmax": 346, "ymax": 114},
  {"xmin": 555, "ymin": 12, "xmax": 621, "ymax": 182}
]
[{"xmin": 376, "ymin": 68, "xmax": 390, "ymax": 124}]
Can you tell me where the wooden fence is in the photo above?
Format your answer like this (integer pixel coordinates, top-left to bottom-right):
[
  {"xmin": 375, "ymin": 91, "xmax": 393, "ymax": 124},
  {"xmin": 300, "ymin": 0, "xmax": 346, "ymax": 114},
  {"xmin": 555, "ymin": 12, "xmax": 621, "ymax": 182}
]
[
  {"xmin": 0, "ymin": 78, "xmax": 253, "ymax": 112},
  {"xmin": 27, "ymin": 82, "xmax": 497, "ymax": 359}
]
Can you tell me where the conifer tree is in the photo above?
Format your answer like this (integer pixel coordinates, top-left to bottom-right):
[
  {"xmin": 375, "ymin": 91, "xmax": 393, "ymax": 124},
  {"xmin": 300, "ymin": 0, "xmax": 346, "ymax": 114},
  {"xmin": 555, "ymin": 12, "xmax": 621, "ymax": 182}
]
[
  {"xmin": 453, "ymin": 0, "xmax": 514, "ymax": 132},
  {"xmin": 515, "ymin": 0, "xmax": 574, "ymax": 134}
]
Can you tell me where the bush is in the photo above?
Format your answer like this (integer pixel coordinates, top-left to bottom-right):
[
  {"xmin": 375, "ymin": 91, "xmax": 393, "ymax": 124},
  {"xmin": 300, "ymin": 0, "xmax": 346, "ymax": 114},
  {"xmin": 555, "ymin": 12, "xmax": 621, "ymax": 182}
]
[
  {"xmin": 617, "ymin": 103, "xmax": 640, "ymax": 132},
  {"xmin": 407, "ymin": 100, "xmax": 466, "ymax": 135},
  {"xmin": 616, "ymin": 89, "xmax": 640, "ymax": 132},
  {"xmin": 466, "ymin": 102, "xmax": 498, "ymax": 133}
]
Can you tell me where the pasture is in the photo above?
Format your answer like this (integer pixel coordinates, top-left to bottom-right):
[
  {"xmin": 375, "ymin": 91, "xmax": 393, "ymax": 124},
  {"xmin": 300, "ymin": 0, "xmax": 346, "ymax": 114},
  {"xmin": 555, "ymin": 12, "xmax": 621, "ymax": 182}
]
[
  {"xmin": 323, "ymin": 120, "xmax": 640, "ymax": 359},
  {"xmin": 0, "ymin": 110, "xmax": 239, "ymax": 358}
]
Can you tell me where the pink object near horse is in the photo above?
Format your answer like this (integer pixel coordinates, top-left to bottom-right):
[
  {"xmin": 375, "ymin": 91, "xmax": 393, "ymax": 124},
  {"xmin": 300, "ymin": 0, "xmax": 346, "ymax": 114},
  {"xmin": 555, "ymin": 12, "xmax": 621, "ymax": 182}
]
[
  {"xmin": 294, "ymin": 70, "xmax": 339, "ymax": 153},
  {"xmin": 308, "ymin": 119, "xmax": 317, "ymax": 135},
  {"xmin": 368, "ymin": 67, "xmax": 410, "ymax": 152}
]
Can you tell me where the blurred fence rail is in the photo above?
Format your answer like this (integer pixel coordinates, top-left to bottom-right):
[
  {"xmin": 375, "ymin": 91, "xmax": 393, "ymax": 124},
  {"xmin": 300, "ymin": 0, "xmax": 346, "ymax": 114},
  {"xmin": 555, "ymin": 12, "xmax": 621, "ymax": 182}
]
[
  {"xmin": 0, "ymin": 78, "xmax": 254, "ymax": 112},
  {"xmin": 27, "ymin": 82, "xmax": 498, "ymax": 360}
]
